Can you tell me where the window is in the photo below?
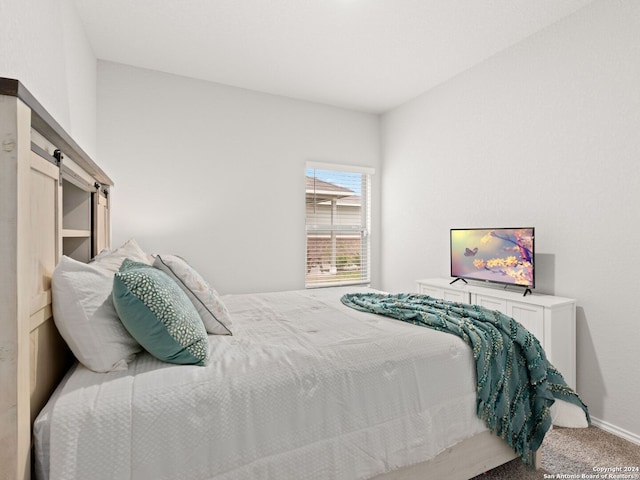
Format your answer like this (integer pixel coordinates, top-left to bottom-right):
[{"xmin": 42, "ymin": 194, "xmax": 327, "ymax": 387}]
[{"xmin": 305, "ymin": 163, "xmax": 373, "ymax": 288}]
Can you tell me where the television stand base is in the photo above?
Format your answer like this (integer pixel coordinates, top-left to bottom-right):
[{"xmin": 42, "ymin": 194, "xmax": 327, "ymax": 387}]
[
  {"xmin": 449, "ymin": 278, "xmax": 468, "ymax": 285},
  {"xmin": 503, "ymin": 285, "xmax": 532, "ymax": 297}
]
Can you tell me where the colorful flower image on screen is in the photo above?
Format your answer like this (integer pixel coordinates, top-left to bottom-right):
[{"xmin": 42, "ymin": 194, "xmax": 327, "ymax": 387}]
[{"xmin": 450, "ymin": 228, "xmax": 534, "ymax": 287}]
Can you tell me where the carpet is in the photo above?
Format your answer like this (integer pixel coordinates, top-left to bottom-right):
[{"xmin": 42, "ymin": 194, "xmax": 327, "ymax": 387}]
[{"xmin": 471, "ymin": 426, "xmax": 640, "ymax": 480}]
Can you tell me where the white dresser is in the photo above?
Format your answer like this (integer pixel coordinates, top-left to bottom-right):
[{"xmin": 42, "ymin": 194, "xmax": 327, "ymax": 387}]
[{"xmin": 416, "ymin": 278, "xmax": 576, "ymax": 389}]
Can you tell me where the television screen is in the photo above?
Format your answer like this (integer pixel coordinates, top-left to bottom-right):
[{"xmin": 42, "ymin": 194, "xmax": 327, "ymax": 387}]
[{"xmin": 450, "ymin": 227, "xmax": 535, "ymax": 288}]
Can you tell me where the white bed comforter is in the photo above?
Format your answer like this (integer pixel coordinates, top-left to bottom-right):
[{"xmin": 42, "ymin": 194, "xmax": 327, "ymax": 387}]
[{"xmin": 34, "ymin": 287, "xmax": 488, "ymax": 480}]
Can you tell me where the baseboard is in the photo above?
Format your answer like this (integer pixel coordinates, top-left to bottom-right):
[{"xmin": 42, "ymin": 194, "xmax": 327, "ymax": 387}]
[{"xmin": 591, "ymin": 416, "xmax": 640, "ymax": 446}]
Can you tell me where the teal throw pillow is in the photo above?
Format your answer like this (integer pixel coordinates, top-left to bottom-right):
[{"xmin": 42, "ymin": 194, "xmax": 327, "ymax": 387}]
[{"xmin": 113, "ymin": 259, "xmax": 209, "ymax": 365}]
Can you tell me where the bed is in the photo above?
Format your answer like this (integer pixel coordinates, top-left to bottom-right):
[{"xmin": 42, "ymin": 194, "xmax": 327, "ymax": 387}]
[{"xmin": 35, "ymin": 284, "xmax": 523, "ymax": 480}]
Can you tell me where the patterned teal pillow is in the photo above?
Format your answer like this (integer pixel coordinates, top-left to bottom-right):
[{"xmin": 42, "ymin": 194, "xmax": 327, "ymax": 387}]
[{"xmin": 113, "ymin": 259, "xmax": 209, "ymax": 366}]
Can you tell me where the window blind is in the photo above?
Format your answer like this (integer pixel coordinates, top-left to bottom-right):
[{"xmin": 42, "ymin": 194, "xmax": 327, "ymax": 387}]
[{"xmin": 305, "ymin": 165, "xmax": 372, "ymax": 288}]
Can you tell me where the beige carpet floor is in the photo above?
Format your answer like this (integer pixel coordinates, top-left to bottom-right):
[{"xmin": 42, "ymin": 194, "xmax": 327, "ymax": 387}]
[{"xmin": 471, "ymin": 426, "xmax": 640, "ymax": 480}]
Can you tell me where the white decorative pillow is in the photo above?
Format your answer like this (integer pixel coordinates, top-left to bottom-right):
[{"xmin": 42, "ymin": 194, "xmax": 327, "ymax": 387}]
[
  {"xmin": 51, "ymin": 255, "xmax": 141, "ymax": 372},
  {"xmin": 93, "ymin": 238, "xmax": 151, "ymax": 272},
  {"xmin": 153, "ymin": 254, "xmax": 233, "ymax": 335}
]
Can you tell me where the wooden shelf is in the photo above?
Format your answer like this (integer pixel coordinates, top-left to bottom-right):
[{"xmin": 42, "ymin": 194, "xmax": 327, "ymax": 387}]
[{"xmin": 62, "ymin": 229, "xmax": 91, "ymax": 238}]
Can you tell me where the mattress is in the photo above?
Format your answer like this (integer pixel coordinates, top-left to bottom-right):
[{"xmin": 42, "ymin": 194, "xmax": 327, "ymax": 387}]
[{"xmin": 34, "ymin": 286, "xmax": 488, "ymax": 480}]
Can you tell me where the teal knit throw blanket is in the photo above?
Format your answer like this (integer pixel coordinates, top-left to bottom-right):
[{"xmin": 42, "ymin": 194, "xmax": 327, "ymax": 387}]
[{"xmin": 340, "ymin": 292, "xmax": 589, "ymax": 465}]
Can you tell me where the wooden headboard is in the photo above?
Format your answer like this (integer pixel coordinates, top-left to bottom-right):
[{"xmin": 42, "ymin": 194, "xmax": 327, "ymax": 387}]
[{"xmin": 0, "ymin": 78, "xmax": 113, "ymax": 480}]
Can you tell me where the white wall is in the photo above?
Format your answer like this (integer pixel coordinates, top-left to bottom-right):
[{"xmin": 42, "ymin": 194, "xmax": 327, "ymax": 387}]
[
  {"xmin": 97, "ymin": 61, "xmax": 381, "ymax": 294},
  {"xmin": 381, "ymin": 0, "xmax": 640, "ymax": 441},
  {"xmin": 0, "ymin": 0, "xmax": 97, "ymax": 156}
]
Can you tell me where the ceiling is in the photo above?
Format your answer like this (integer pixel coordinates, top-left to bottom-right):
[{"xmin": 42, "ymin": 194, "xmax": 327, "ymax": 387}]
[{"xmin": 74, "ymin": 0, "xmax": 595, "ymax": 113}]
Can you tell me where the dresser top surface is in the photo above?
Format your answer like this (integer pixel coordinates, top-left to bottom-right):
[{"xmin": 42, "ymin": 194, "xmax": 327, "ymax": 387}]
[{"xmin": 416, "ymin": 278, "xmax": 576, "ymax": 307}]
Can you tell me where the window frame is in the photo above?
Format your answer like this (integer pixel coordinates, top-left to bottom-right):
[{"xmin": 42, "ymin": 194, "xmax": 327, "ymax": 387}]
[{"xmin": 305, "ymin": 162, "xmax": 374, "ymax": 289}]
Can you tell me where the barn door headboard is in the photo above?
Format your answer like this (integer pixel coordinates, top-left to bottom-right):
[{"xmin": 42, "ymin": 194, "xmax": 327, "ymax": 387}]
[{"xmin": 0, "ymin": 77, "xmax": 114, "ymax": 480}]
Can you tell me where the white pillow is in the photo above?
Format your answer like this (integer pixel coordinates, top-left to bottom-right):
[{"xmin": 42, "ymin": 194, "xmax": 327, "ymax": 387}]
[
  {"xmin": 52, "ymin": 255, "xmax": 141, "ymax": 372},
  {"xmin": 153, "ymin": 254, "xmax": 233, "ymax": 335},
  {"xmin": 92, "ymin": 238, "xmax": 151, "ymax": 272}
]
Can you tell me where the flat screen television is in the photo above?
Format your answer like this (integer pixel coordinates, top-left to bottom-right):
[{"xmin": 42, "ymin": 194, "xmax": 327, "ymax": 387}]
[{"xmin": 450, "ymin": 227, "xmax": 535, "ymax": 292}]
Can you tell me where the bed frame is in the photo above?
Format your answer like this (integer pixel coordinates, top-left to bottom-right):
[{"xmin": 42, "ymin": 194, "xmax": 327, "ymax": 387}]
[
  {"xmin": 0, "ymin": 77, "xmax": 535, "ymax": 480},
  {"xmin": 0, "ymin": 77, "xmax": 112, "ymax": 480}
]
